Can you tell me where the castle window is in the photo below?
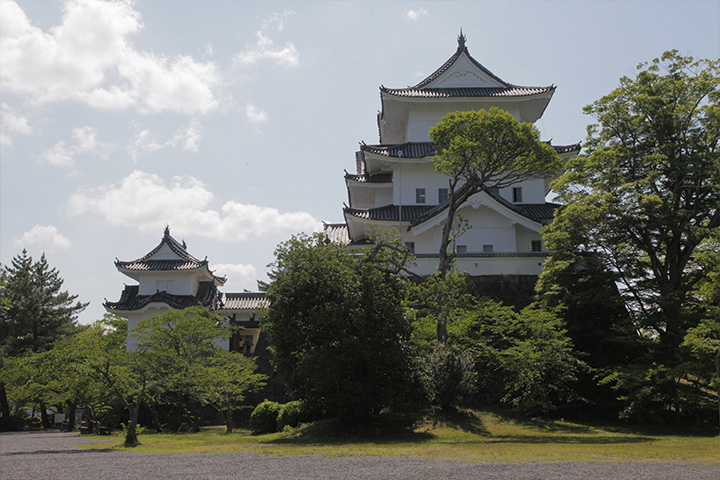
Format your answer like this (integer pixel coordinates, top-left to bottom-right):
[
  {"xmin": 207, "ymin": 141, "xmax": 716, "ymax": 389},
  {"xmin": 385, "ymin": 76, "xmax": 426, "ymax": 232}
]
[
  {"xmin": 531, "ymin": 240, "xmax": 542, "ymax": 252},
  {"xmin": 456, "ymin": 245, "xmax": 467, "ymax": 254},
  {"xmin": 405, "ymin": 242, "xmax": 415, "ymax": 253},
  {"xmin": 483, "ymin": 245, "xmax": 494, "ymax": 253},
  {"xmin": 438, "ymin": 188, "xmax": 448, "ymax": 204},
  {"xmin": 416, "ymin": 188, "xmax": 426, "ymax": 204},
  {"xmin": 513, "ymin": 187, "xmax": 523, "ymax": 203}
]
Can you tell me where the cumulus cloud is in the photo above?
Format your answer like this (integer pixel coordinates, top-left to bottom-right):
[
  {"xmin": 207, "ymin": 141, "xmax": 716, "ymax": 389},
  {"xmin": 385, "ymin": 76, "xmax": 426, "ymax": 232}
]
[
  {"xmin": 0, "ymin": 103, "xmax": 34, "ymax": 147},
  {"xmin": 234, "ymin": 30, "xmax": 299, "ymax": 68},
  {"xmin": 66, "ymin": 170, "xmax": 319, "ymax": 240},
  {"xmin": 40, "ymin": 125, "xmax": 114, "ymax": 168},
  {"xmin": 0, "ymin": 0, "xmax": 221, "ymax": 114},
  {"xmin": 130, "ymin": 120, "xmax": 202, "ymax": 161},
  {"xmin": 245, "ymin": 104, "xmax": 268, "ymax": 123},
  {"xmin": 407, "ymin": 8, "xmax": 429, "ymax": 20},
  {"xmin": 14, "ymin": 224, "xmax": 72, "ymax": 251}
]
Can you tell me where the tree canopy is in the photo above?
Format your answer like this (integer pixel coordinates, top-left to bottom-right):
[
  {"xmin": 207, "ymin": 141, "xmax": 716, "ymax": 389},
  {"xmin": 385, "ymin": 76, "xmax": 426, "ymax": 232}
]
[
  {"xmin": 428, "ymin": 108, "xmax": 562, "ymax": 280},
  {"xmin": 543, "ymin": 50, "xmax": 720, "ymax": 420},
  {"xmin": 262, "ymin": 234, "xmax": 419, "ymax": 425}
]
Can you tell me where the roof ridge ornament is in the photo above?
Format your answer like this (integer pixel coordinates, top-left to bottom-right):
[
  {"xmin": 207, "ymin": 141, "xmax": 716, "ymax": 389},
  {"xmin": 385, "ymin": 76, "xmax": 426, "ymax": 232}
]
[
  {"xmin": 457, "ymin": 28, "xmax": 466, "ymax": 50},
  {"xmin": 164, "ymin": 225, "xmax": 170, "ymax": 237}
]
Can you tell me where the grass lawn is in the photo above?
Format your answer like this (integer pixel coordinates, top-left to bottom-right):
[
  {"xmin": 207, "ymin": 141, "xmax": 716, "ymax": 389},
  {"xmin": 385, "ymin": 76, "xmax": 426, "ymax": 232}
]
[{"xmin": 79, "ymin": 410, "xmax": 719, "ymax": 463}]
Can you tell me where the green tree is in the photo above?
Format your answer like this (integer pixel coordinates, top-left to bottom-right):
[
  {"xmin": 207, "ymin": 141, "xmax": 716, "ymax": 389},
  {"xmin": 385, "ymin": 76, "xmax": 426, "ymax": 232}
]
[
  {"xmin": 409, "ymin": 272, "xmax": 583, "ymax": 415},
  {"xmin": 262, "ymin": 234, "xmax": 419, "ymax": 425},
  {"xmin": 428, "ymin": 108, "xmax": 562, "ymax": 342},
  {"xmin": 132, "ymin": 306, "xmax": 264, "ymax": 433},
  {"xmin": 682, "ymin": 240, "xmax": 720, "ymax": 430},
  {"xmin": 1, "ymin": 250, "xmax": 87, "ymax": 355},
  {"xmin": 0, "ymin": 250, "xmax": 87, "ymax": 426},
  {"xmin": 546, "ymin": 51, "xmax": 720, "ymax": 420}
]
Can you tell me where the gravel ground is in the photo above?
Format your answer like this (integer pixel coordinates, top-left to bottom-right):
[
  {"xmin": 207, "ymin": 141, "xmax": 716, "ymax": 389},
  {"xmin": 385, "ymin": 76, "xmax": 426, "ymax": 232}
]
[{"xmin": 1, "ymin": 431, "xmax": 718, "ymax": 480}]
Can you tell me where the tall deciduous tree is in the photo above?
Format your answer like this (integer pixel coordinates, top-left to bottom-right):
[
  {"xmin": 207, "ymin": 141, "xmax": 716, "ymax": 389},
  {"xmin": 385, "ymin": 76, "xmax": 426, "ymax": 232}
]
[
  {"xmin": 545, "ymin": 51, "xmax": 720, "ymax": 420},
  {"xmin": 428, "ymin": 109, "xmax": 561, "ymax": 343},
  {"xmin": 262, "ymin": 234, "xmax": 419, "ymax": 425}
]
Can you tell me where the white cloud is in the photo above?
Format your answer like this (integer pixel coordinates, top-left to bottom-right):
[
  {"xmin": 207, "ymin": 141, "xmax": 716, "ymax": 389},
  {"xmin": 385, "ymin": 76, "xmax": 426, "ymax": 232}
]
[
  {"xmin": 130, "ymin": 120, "xmax": 202, "ymax": 160},
  {"xmin": 14, "ymin": 224, "xmax": 72, "ymax": 251},
  {"xmin": 210, "ymin": 262, "xmax": 257, "ymax": 286},
  {"xmin": 407, "ymin": 8, "xmax": 429, "ymax": 20},
  {"xmin": 0, "ymin": 103, "xmax": 34, "ymax": 146},
  {"xmin": 261, "ymin": 10, "xmax": 294, "ymax": 32},
  {"xmin": 66, "ymin": 170, "xmax": 319, "ymax": 241},
  {"xmin": 0, "ymin": 0, "xmax": 221, "ymax": 114},
  {"xmin": 234, "ymin": 30, "xmax": 299, "ymax": 68},
  {"xmin": 40, "ymin": 125, "xmax": 114, "ymax": 168},
  {"xmin": 245, "ymin": 104, "xmax": 268, "ymax": 123}
]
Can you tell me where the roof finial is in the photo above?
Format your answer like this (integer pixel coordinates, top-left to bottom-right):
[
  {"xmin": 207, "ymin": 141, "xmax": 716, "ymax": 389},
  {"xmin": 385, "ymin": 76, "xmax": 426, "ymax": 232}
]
[
  {"xmin": 457, "ymin": 28, "xmax": 466, "ymax": 50},
  {"xmin": 164, "ymin": 225, "xmax": 170, "ymax": 237}
]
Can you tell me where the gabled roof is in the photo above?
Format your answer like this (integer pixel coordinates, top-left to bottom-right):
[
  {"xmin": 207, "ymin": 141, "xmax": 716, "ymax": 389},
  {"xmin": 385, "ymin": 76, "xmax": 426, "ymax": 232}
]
[
  {"xmin": 381, "ymin": 32, "xmax": 555, "ymax": 100},
  {"xmin": 410, "ymin": 185, "xmax": 559, "ymax": 228},
  {"xmin": 115, "ymin": 226, "xmax": 226, "ymax": 285}
]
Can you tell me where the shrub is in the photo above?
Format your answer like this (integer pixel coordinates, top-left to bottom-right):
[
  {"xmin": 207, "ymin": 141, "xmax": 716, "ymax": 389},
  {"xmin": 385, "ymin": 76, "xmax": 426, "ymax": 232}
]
[
  {"xmin": 250, "ymin": 400, "xmax": 281, "ymax": 434},
  {"xmin": 277, "ymin": 401, "xmax": 306, "ymax": 430},
  {"xmin": 422, "ymin": 344, "xmax": 476, "ymax": 410}
]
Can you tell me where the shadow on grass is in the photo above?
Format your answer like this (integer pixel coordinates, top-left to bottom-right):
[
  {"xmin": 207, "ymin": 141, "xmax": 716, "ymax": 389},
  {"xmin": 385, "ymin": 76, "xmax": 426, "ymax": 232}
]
[
  {"xmin": 269, "ymin": 417, "xmax": 435, "ymax": 446},
  {"xmin": 268, "ymin": 408, "xmax": 664, "ymax": 446}
]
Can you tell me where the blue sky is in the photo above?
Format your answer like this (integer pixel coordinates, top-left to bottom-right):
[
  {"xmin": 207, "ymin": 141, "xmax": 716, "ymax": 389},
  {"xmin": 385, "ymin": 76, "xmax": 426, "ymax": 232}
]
[{"xmin": 1, "ymin": 0, "xmax": 719, "ymax": 325}]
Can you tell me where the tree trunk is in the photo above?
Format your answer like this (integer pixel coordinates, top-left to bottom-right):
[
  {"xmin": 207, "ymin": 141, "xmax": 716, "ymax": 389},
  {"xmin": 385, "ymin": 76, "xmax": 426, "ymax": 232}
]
[
  {"xmin": 124, "ymin": 385, "xmax": 145, "ymax": 448},
  {"xmin": 124, "ymin": 401, "xmax": 140, "ymax": 447},
  {"xmin": 224, "ymin": 408, "xmax": 234, "ymax": 433},
  {"xmin": 0, "ymin": 383, "xmax": 10, "ymax": 417},
  {"xmin": 40, "ymin": 402, "xmax": 51, "ymax": 428},
  {"xmin": 66, "ymin": 401, "xmax": 76, "ymax": 431}
]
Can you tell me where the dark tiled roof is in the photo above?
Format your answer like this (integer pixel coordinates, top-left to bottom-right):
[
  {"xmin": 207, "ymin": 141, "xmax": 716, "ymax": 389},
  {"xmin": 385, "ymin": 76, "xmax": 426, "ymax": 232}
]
[
  {"xmin": 116, "ymin": 226, "xmax": 208, "ymax": 272},
  {"xmin": 344, "ymin": 204, "xmax": 435, "ymax": 222},
  {"xmin": 323, "ymin": 222, "xmax": 350, "ymax": 245},
  {"xmin": 345, "ymin": 172, "xmax": 393, "ymax": 183},
  {"xmin": 361, "ymin": 142, "xmax": 436, "ymax": 158},
  {"xmin": 220, "ymin": 292, "xmax": 268, "ymax": 310},
  {"xmin": 104, "ymin": 281, "xmax": 222, "ymax": 312},
  {"xmin": 553, "ymin": 143, "xmax": 581, "ymax": 154},
  {"xmin": 359, "ymin": 142, "xmax": 576, "ymax": 160},
  {"xmin": 381, "ymin": 86, "xmax": 555, "ymax": 99}
]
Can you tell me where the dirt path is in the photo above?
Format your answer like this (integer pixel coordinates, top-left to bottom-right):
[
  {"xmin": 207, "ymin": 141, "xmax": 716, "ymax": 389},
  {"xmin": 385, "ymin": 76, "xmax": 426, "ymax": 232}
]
[{"xmin": 1, "ymin": 430, "xmax": 717, "ymax": 480}]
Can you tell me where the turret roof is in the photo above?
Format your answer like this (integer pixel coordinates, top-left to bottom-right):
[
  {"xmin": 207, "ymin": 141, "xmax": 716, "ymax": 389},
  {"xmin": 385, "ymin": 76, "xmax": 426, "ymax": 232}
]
[
  {"xmin": 381, "ymin": 32, "xmax": 555, "ymax": 100},
  {"xmin": 115, "ymin": 226, "xmax": 226, "ymax": 284}
]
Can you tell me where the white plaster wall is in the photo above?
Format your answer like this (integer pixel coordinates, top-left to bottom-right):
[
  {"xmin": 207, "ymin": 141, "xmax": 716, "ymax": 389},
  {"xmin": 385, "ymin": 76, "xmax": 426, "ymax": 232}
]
[
  {"xmin": 393, "ymin": 162, "xmax": 453, "ymax": 205},
  {"xmin": 453, "ymin": 206, "xmax": 517, "ymax": 252},
  {"xmin": 411, "ymin": 255, "xmax": 546, "ymax": 277},
  {"xmin": 406, "ymin": 102, "xmax": 523, "ymax": 142},
  {"xmin": 136, "ymin": 272, "xmax": 194, "ymax": 295},
  {"xmin": 515, "ymin": 225, "xmax": 544, "ymax": 252}
]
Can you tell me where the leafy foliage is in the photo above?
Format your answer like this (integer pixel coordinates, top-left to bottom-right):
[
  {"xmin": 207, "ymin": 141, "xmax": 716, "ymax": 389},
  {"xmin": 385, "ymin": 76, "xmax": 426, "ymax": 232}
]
[
  {"xmin": 262, "ymin": 234, "xmax": 420, "ymax": 425},
  {"xmin": 545, "ymin": 51, "xmax": 720, "ymax": 420}
]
